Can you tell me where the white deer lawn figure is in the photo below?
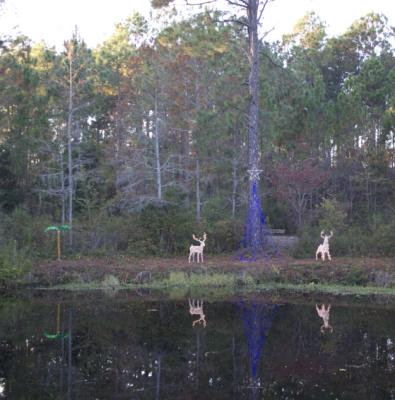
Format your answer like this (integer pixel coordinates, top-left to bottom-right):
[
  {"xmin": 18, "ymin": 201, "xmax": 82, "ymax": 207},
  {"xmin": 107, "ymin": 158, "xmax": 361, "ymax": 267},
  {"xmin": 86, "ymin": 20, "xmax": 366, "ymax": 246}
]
[
  {"xmin": 188, "ymin": 298, "xmax": 207, "ymax": 327},
  {"xmin": 188, "ymin": 232, "xmax": 207, "ymax": 263},
  {"xmin": 316, "ymin": 230, "xmax": 333, "ymax": 261},
  {"xmin": 316, "ymin": 304, "xmax": 333, "ymax": 333}
]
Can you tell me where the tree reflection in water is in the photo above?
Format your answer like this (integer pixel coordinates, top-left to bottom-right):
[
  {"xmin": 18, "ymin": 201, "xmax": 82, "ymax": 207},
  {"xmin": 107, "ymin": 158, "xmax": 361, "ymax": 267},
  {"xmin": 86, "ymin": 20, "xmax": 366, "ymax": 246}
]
[
  {"xmin": 238, "ymin": 301, "xmax": 278, "ymax": 398},
  {"xmin": 42, "ymin": 305, "xmax": 73, "ymax": 399},
  {"xmin": 1, "ymin": 295, "xmax": 395, "ymax": 399}
]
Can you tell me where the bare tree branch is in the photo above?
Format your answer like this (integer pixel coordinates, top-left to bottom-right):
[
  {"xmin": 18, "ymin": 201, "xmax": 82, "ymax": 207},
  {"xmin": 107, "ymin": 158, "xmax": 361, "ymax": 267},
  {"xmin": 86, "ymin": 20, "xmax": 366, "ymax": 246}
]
[
  {"xmin": 259, "ymin": 26, "xmax": 275, "ymax": 41},
  {"xmin": 185, "ymin": 0, "xmax": 217, "ymax": 5},
  {"xmin": 71, "ymin": 101, "xmax": 91, "ymax": 116},
  {"xmin": 257, "ymin": 0, "xmax": 273, "ymax": 23},
  {"xmin": 226, "ymin": 0, "xmax": 248, "ymax": 9},
  {"xmin": 219, "ymin": 17, "xmax": 250, "ymax": 28}
]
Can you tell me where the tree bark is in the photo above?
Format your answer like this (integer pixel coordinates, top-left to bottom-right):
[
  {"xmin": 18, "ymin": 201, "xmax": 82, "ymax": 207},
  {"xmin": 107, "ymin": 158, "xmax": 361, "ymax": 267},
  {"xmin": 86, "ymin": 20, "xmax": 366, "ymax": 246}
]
[
  {"xmin": 231, "ymin": 128, "xmax": 241, "ymax": 218},
  {"xmin": 59, "ymin": 149, "xmax": 66, "ymax": 225},
  {"xmin": 196, "ymin": 155, "xmax": 201, "ymax": 222},
  {"xmin": 66, "ymin": 43, "xmax": 74, "ymax": 246},
  {"xmin": 154, "ymin": 89, "xmax": 162, "ymax": 200},
  {"xmin": 247, "ymin": 0, "xmax": 261, "ymax": 177}
]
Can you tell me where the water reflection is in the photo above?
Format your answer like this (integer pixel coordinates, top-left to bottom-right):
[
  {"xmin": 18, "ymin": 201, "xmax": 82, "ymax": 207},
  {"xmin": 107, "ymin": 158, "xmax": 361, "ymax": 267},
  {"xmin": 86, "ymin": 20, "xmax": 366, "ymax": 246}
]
[
  {"xmin": 41, "ymin": 305, "xmax": 74, "ymax": 399},
  {"xmin": 316, "ymin": 303, "xmax": 333, "ymax": 333},
  {"xmin": 238, "ymin": 301, "xmax": 278, "ymax": 398},
  {"xmin": 1, "ymin": 294, "xmax": 395, "ymax": 399},
  {"xmin": 44, "ymin": 303, "xmax": 69, "ymax": 340},
  {"xmin": 188, "ymin": 299, "xmax": 207, "ymax": 327}
]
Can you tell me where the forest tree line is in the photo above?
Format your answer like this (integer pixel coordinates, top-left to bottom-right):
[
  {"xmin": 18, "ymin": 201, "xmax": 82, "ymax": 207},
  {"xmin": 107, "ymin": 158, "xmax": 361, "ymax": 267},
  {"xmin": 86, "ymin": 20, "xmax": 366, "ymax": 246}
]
[{"xmin": 0, "ymin": 6, "xmax": 394, "ymax": 266}]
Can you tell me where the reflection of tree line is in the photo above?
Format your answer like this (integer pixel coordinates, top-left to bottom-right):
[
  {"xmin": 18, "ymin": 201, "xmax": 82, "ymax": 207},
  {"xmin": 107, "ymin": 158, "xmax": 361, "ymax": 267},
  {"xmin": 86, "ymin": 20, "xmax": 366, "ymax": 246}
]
[{"xmin": 1, "ymin": 298, "xmax": 395, "ymax": 399}]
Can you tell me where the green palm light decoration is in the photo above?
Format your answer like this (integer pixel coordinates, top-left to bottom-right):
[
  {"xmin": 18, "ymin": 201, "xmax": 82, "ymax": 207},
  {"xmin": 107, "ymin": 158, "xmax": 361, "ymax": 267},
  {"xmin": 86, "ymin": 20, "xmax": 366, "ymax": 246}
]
[{"xmin": 45, "ymin": 224, "xmax": 70, "ymax": 260}]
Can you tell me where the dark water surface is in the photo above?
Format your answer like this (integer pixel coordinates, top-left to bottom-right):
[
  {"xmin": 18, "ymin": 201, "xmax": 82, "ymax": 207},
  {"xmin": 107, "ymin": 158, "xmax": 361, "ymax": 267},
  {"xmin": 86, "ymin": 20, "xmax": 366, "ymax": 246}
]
[{"xmin": 1, "ymin": 290, "xmax": 395, "ymax": 399}]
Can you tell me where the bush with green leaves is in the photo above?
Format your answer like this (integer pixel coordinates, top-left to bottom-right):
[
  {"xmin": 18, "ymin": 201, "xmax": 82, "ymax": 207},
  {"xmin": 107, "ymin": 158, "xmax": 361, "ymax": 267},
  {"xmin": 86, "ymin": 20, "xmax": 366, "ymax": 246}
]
[
  {"xmin": 0, "ymin": 241, "xmax": 31, "ymax": 286},
  {"xmin": 207, "ymin": 218, "xmax": 242, "ymax": 253},
  {"xmin": 318, "ymin": 198, "xmax": 347, "ymax": 234},
  {"xmin": 1, "ymin": 208, "xmax": 53, "ymax": 257},
  {"xmin": 292, "ymin": 228, "xmax": 317, "ymax": 258},
  {"xmin": 295, "ymin": 219, "xmax": 395, "ymax": 258}
]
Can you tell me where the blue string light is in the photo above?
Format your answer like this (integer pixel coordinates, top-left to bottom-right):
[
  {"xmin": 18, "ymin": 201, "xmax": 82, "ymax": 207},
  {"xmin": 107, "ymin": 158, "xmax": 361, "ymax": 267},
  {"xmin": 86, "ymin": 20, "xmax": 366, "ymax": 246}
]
[
  {"xmin": 239, "ymin": 302, "xmax": 278, "ymax": 379},
  {"xmin": 239, "ymin": 180, "xmax": 278, "ymax": 261}
]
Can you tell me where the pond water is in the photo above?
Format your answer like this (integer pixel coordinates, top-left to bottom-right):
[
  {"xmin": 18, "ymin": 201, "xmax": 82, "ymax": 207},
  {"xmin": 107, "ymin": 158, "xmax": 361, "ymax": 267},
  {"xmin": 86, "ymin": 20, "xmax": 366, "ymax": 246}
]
[{"xmin": 0, "ymin": 291, "xmax": 395, "ymax": 399}]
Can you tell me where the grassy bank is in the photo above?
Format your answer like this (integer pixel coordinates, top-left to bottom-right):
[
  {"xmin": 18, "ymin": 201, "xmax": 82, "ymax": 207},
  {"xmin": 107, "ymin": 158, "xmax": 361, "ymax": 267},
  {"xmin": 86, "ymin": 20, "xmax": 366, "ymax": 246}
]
[{"xmin": 30, "ymin": 255, "xmax": 395, "ymax": 297}]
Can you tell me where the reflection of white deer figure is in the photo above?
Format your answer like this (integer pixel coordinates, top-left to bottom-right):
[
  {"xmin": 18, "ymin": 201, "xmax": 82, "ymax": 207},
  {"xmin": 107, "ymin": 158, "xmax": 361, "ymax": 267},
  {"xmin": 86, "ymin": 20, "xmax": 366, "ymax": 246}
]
[
  {"xmin": 316, "ymin": 231, "xmax": 333, "ymax": 261},
  {"xmin": 188, "ymin": 298, "xmax": 207, "ymax": 327},
  {"xmin": 188, "ymin": 232, "xmax": 207, "ymax": 263},
  {"xmin": 316, "ymin": 304, "xmax": 333, "ymax": 333}
]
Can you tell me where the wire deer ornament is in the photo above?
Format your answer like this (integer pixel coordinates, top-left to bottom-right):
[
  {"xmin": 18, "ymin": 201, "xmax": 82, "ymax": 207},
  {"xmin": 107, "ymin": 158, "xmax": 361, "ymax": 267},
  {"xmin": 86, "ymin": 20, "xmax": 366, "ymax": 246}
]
[
  {"xmin": 188, "ymin": 232, "xmax": 207, "ymax": 263},
  {"xmin": 188, "ymin": 298, "xmax": 207, "ymax": 327},
  {"xmin": 316, "ymin": 230, "xmax": 333, "ymax": 261}
]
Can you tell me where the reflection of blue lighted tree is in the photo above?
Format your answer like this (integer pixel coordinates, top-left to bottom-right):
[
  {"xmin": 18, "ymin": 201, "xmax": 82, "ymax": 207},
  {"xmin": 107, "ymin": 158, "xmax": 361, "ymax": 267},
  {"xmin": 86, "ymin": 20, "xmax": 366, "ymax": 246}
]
[
  {"xmin": 240, "ymin": 179, "xmax": 277, "ymax": 260},
  {"xmin": 239, "ymin": 302, "xmax": 278, "ymax": 380}
]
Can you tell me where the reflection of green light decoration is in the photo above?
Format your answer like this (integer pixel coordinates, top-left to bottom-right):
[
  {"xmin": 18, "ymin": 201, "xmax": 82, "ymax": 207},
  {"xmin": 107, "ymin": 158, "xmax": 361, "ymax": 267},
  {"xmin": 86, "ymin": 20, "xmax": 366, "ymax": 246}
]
[
  {"xmin": 44, "ymin": 332, "xmax": 69, "ymax": 339},
  {"xmin": 45, "ymin": 224, "xmax": 70, "ymax": 260},
  {"xmin": 44, "ymin": 303, "xmax": 69, "ymax": 340}
]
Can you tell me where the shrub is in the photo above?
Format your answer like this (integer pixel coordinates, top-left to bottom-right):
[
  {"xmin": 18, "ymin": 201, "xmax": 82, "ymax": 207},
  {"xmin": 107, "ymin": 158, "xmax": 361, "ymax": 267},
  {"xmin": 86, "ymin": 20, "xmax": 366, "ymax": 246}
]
[
  {"xmin": 368, "ymin": 222, "xmax": 395, "ymax": 257},
  {"xmin": 292, "ymin": 228, "xmax": 316, "ymax": 258},
  {"xmin": 101, "ymin": 274, "xmax": 121, "ymax": 288},
  {"xmin": 1, "ymin": 208, "xmax": 52, "ymax": 258},
  {"xmin": 318, "ymin": 198, "xmax": 347, "ymax": 233},
  {"xmin": 208, "ymin": 218, "xmax": 242, "ymax": 253},
  {"xmin": 0, "ymin": 241, "xmax": 31, "ymax": 286}
]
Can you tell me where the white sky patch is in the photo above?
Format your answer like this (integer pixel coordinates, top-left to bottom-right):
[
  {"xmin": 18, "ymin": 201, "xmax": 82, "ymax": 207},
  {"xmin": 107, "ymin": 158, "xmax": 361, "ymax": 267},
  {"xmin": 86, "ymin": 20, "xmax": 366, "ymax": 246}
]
[
  {"xmin": 0, "ymin": 0, "xmax": 394, "ymax": 49},
  {"xmin": 262, "ymin": 0, "xmax": 395, "ymax": 42}
]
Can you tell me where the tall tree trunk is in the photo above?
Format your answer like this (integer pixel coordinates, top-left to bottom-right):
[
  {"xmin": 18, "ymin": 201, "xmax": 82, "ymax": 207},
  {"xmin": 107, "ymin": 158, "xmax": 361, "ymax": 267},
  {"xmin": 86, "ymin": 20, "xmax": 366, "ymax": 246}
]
[
  {"xmin": 231, "ymin": 129, "xmax": 241, "ymax": 218},
  {"xmin": 66, "ymin": 44, "xmax": 74, "ymax": 246},
  {"xmin": 232, "ymin": 156, "xmax": 238, "ymax": 218},
  {"xmin": 60, "ymin": 149, "xmax": 66, "ymax": 225},
  {"xmin": 114, "ymin": 70, "xmax": 122, "ymax": 193},
  {"xmin": 247, "ymin": 0, "xmax": 261, "ymax": 176},
  {"xmin": 240, "ymin": 0, "xmax": 270, "ymax": 259},
  {"xmin": 196, "ymin": 155, "xmax": 201, "ymax": 222},
  {"xmin": 154, "ymin": 89, "xmax": 162, "ymax": 200}
]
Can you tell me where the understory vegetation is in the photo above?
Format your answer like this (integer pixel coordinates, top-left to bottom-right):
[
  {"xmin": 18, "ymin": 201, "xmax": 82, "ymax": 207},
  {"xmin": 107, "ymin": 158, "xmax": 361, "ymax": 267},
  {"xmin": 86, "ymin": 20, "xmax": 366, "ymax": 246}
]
[{"xmin": 46, "ymin": 269, "xmax": 395, "ymax": 297}]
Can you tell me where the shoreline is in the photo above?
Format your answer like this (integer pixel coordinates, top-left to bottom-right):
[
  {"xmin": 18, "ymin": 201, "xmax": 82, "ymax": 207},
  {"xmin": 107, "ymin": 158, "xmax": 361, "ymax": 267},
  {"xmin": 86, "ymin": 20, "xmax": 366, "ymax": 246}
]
[{"xmin": 14, "ymin": 254, "xmax": 394, "ymax": 296}]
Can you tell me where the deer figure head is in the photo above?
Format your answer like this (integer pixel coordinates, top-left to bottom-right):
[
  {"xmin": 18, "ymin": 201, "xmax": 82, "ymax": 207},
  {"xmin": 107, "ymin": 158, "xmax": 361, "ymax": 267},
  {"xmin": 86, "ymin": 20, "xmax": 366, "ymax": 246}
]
[
  {"xmin": 320, "ymin": 230, "xmax": 333, "ymax": 243},
  {"xmin": 188, "ymin": 298, "xmax": 207, "ymax": 327},
  {"xmin": 188, "ymin": 232, "xmax": 207, "ymax": 263}
]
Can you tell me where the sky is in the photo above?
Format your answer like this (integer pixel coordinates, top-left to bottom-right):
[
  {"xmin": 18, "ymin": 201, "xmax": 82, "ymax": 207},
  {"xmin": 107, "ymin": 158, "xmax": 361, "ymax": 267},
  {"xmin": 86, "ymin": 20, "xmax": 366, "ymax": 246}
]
[{"xmin": 1, "ymin": 0, "xmax": 394, "ymax": 49}]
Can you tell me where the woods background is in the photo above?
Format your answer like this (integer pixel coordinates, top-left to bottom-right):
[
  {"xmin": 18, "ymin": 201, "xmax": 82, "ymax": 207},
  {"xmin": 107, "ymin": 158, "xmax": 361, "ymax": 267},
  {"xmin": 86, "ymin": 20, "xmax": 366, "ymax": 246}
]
[{"xmin": 0, "ymin": 4, "xmax": 394, "ymax": 271}]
